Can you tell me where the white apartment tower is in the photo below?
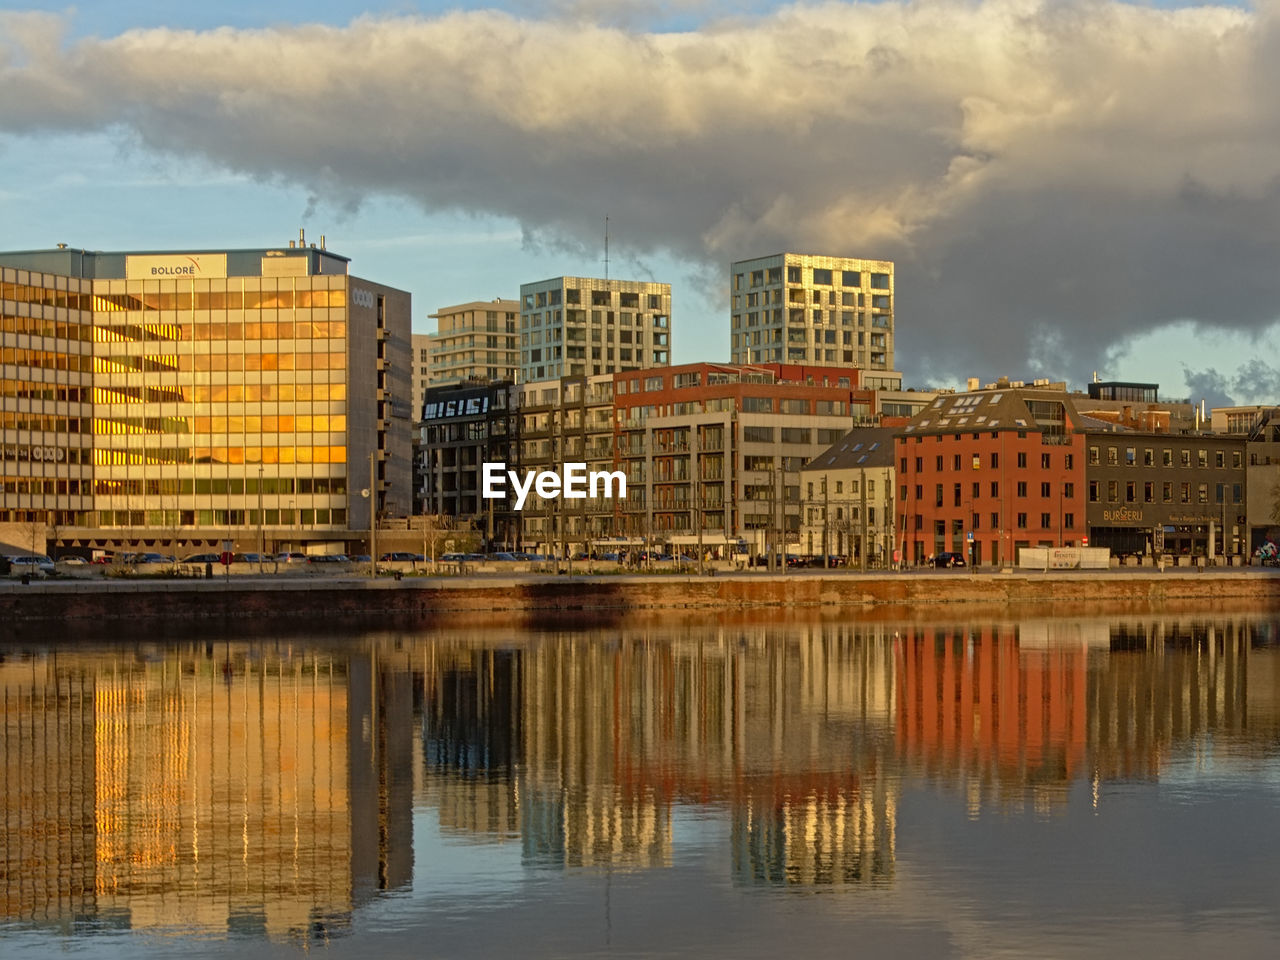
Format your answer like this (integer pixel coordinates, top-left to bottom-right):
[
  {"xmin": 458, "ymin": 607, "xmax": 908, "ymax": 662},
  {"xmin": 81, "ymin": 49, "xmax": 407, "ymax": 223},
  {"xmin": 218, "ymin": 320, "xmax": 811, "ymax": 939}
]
[
  {"xmin": 519, "ymin": 277, "xmax": 671, "ymax": 382},
  {"xmin": 730, "ymin": 253, "xmax": 896, "ymax": 378}
]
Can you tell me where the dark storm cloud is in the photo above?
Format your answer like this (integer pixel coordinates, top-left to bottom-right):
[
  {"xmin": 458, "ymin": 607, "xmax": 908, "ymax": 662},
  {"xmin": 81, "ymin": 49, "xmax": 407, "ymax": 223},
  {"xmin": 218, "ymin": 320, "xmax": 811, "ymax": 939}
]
[{"xmin": 2, "ymin": 1, "xmax": 1278, "ymax": 382}]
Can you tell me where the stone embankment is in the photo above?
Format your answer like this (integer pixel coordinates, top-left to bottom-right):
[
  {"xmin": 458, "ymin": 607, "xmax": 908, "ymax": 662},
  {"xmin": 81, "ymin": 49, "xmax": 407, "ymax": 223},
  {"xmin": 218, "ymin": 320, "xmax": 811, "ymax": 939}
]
[{"xmin": 2, "ymin": 570, "xmax": 1278, "ymax": 629}]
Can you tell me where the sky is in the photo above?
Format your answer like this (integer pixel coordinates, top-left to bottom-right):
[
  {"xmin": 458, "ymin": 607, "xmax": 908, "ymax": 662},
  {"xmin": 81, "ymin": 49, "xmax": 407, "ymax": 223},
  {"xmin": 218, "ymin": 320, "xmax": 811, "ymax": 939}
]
[{"xmin": 2, "ymin": 0, "xmax": 1279, "ymax": 404}]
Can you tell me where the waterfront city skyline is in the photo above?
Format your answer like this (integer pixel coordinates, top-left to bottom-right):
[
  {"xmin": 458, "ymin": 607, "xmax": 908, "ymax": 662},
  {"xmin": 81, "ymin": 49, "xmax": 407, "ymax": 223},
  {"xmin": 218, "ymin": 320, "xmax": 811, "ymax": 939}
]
[{"xmin": 2, "ymin": 1, "xmax": 1279, "ymax": 405}]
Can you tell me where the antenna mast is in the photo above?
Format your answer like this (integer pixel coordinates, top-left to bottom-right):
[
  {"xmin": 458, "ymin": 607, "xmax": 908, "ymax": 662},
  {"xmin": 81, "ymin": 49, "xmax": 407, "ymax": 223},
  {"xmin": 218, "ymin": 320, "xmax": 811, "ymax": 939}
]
[{"xmin": 603, "ymin": 215, "xmax": 610, "ymax": 280}]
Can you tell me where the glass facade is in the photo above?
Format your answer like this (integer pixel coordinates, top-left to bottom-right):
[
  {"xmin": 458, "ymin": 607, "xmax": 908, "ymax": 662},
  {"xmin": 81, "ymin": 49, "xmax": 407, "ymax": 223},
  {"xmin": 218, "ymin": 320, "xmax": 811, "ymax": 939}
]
[{"xmin": 0, "ymin": 248, "xmax": 412, "ymax": 546}]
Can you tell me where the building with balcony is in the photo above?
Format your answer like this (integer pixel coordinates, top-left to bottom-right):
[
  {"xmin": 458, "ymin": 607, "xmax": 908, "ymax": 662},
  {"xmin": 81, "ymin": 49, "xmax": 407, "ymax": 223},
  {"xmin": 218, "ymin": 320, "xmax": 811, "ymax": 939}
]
[
  {"xmin": 0, "ymin": 239, "xmax": 412, "ymax": 554},
  {"xmin": 519, "ymin": 277, "xmax": 670, "ymax": 382},
  {"xmin": 729, "ymin": 253, "xmax": 901, "ymax": 387},
  {"xmin": 611, "ymin": 363, "xmax": 878, "ymax": 559},
  {"xmin": 425, "ymin": 299, "xmax": 519, "ymax": 386}
]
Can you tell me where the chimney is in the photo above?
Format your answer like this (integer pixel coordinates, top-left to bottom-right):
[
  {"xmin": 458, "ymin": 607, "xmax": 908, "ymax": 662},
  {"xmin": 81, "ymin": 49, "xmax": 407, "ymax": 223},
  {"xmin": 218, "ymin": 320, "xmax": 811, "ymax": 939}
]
[{"xmin": 966, "ymin": 377, "xmax": 979, "ymax": 391}]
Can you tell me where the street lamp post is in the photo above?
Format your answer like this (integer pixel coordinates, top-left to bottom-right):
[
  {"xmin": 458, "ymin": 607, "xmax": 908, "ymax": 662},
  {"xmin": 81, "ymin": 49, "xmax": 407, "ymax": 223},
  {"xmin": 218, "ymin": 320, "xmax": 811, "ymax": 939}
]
[
  {"xmin": 369, "ymin": 451, "xmax": 377, "ymax": 580},
  {"xmin": 257, "ymin": 465, "xmax": 265, "ymax": 575}
]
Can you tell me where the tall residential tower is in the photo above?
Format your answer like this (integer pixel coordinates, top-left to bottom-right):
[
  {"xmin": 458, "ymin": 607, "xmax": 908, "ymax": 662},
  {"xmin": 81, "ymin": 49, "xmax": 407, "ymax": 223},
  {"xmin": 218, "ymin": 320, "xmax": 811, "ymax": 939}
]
[
  {"xmin": 519, "ymin": 277, "xmax": 671, "ymax": 382},
  {"xmin": 730, "ymin": 254, "xmax": 900, "ymax": 388}
]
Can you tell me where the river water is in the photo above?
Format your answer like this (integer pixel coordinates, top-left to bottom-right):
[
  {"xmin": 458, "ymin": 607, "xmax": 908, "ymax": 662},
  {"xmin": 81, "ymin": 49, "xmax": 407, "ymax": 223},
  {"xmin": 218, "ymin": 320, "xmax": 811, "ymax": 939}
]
[{"xmin": 3, "ymin": 610, "xmax": 1279, "ymax": 958}]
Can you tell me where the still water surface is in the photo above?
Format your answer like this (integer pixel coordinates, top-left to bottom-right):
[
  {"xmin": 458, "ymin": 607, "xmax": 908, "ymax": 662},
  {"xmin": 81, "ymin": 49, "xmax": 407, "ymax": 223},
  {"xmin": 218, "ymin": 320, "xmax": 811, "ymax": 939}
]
[{"xmin": 3, "ymin": 612, "xmax": 1280, "ymax": 958}]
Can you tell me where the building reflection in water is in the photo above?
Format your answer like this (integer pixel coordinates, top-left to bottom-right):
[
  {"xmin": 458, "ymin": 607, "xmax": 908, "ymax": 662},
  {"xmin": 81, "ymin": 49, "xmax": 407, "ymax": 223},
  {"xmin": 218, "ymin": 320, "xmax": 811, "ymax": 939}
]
[
  {"xmin": 894, "ymin": 617, "xmax": 1269, "ymax": 814},
  {"xmin": 421, "ymin": 624, "xmax": 901, "ymax": 885},
  {"xmin": 4, "ymin": 611, "xmax": 1280, "ymax": 936},
  {"xmin": 0, "ymin": 645, "xmax": 413, "ymax": 942}
]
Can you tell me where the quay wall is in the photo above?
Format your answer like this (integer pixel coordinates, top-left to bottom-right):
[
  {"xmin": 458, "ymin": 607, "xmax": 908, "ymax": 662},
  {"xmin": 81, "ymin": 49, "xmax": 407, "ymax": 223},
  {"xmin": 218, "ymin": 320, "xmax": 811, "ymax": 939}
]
[{"xmin": 3, "ymin": 572, "xmax": 1280, "ymax": 629}]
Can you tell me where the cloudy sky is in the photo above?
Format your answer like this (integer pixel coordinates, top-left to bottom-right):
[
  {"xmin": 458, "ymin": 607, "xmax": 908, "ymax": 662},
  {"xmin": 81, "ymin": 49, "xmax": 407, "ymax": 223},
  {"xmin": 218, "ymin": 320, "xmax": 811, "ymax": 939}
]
[{"xmin": 2, "ymin": 0, "xmax": 1279, "ymax": 403}]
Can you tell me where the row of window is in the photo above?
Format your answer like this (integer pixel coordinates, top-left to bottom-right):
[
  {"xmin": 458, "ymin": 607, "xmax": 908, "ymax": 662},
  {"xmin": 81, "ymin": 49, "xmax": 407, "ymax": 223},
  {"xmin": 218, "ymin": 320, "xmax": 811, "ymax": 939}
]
[
  {"xmin": 1088, "ymin": 480, "xmax": 1243, "ymax": 504},
  {"xmin": 1089, "ymin": 445, "xmax": 1242, "ymax": 469},
  {"xmin": 734, "ymin": 267, "xmax": 890, "ymax": 289},
  {"xmin": 909, "ymin": 513, "xmax": 1077, "ymax": 532},
  {"xmin": 2, "ymin": 475, "xmax": 345, "ymax": 498},
  {"xmin": 905, "ymin": 480, "xmax": 1077, "ymax": 506},
  {"xmin": 525, "ymin": 289, "xmax": 667, "ymax": 309},
  {"xmin": 0, "ymin": 508, "xmax": 345, "ymax": 527},
  {"xmin": 92, "ymin": 445, "xmax": 350, "ymax": 466},
  {"xmin": 903, "ymin": 451, "xmax": 1075, "ymax": 471}
]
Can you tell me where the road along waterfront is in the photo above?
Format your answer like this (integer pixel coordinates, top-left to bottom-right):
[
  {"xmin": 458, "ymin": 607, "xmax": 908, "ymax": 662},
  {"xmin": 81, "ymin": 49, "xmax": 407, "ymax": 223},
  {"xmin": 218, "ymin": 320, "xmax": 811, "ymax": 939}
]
[{"xmin": 2, "ymin": 568, "xmax": 1279, "ymax": 625}]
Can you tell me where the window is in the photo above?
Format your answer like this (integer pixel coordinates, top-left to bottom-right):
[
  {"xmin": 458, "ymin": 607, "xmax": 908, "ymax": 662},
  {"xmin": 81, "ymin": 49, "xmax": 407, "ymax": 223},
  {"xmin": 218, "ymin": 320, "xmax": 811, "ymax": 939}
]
[
  {"xmin": 1064, "ymin": 513, "xmax": 1075, "ymax": 529},
  {"xmin": 1233, "ymin": 451, "xmax": 1242, "ymax": 468},
  {"xmin": 1163, "ymin": 449, "xmax": 1173, "ymax": 467},
  {"xmin": 954, "ymin": 483, "xmax": 962, "ymax": 507},
  {"xmin": 1107, "ymin": 447, "xmax": 1119, "ymax": 465},
  {"xmin": 1063, "ymin": 482, "xmax": 1074, "ymax": 498},
  {"xmin": 1181, "ymin": 450, "xmax": 1191, "ymax": 468},
  {"xmin": 1040, "ymin": 512, "xmax": 1051, "ymax": 528},
  {"xmin": 742, "ymin": 426, "xmax": 774, "ymax": 443},
  {"xmin": 842, "ymin": 270, "xmax": 860, "ymax": 286},
  {"xmin": 1215, "ymin": 450, "xmax": 1225, "ymax": 468},
  {"xmin": 1162, "ymin": 482, "xmax": 1172, "ymax": 502},
  {"xmin": 1144, "ymin": 481, "xmax": 1154, "ymax": 503},
  {"xmin": 787, "ymin": 266, "xmax": 802, "ymax": 283},
  {"xmin": 1017, "ymin": 481, "xmax": 1028, "ymax": 497},
  {"xmin": 991, "ymin": 512, "xmax": 1000, "ymax": 529},
  {"xmin": 972, "ymin": 481, "xmax": 981, "ymax": 498},
  {"xmin": 1040, "ymin": 482, "xmax": 1051, "ymax": 497},
  {"xmin": 953, "ymin": 454, "xmax": 962, "ymax": 471},
  {"xmin": 1215, "ymin": 483, "xmax": 1225, "ymax": 503},
  {"xmin": 1108, "ymin": 480, "xmax": 1119, "ymax": 502},
  {"xmin": 1198, "ymin": 450, "xmax": 1208, "ymax": 468},
  {"xmin": 1143, "ymin": 449, "xmax": 1154, "ymax": 466},
  {"xmin": 1089, "ymin": 481, "xmax": 1099, "ymax": 502},
  {"xmin": 990, "ymin": 481, "xmax": 999, "ymax": 497},
  {"xmin": 935, "ymin": 484, "xmax": 944, "ymax": 507},
  {"xmin": 1041, "ymin": 453, "xmax": 1051, "ymax": 469},
  {"xmin": 812, "ymin": 267, "xmax": 832, "ymax": 285},
  {"xmin": 1125, "ymin": 447, "xmax": 1136, "ymax": 466},
  {"xmin": 742, "ymin": 396, "xmax": 773, "ymax": 413},
  {"xmin": 870, "ymin": 273, "xmax": 890, "ymax": 289},
  {"xmin": 1017, "ymin": 452, "xmax": 1027, "ymax": 468},
  {"xmin": 1233, "ymin": 483, "xmax": 1243, "ymax": 502},
  {"xmin": 915, "ymin": 457, "xmax": 923, "ymax": 471},
  {"xmin": 990, "ymin": 452, "xmax": 999, "ymax": 468},
  {"xmin": 1126, "ymin": 481, "xmax": 1136, "ymax": 503},
  {"xmin": 1180, "ymin": 482, "xmax": 1191, "ymax": 503},
  {"xmin": 1089, "ymin": 446, "xmax": 1099, "ymax": 465},
  {"xmin": 1198, "ymin": 483, "xmax": 1208, "ymax": 503},
  {"xmin": 1017, "ymin": 512, "xmax": 1028, "ymax": 529},
  {"xmin": 936, "ymin": 456, "xmax": 944, "ymax": 470},
  {"xmin": 1064, "ymin": 454, "xmax": 1073, "ymax": 469}
]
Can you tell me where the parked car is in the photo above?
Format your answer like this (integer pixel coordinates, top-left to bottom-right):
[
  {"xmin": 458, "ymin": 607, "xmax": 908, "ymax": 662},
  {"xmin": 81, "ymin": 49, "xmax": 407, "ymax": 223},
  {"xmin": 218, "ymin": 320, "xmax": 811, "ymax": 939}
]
[
  {"xmin": 274, "ymin": 552, "xmax": 309, "ymax": 563},
  {"xmin": 380, "ymin": 552, "xmax": 420, "ymax": 562},
  {"xmin": 232, "ymin": 552, "xmax": 267, "ymax": 563},
  {"xmin": 933, "ymin": 552, "xmax": 967, "ymax": 568},
  {"xmin": 57, "ymin": 555, "xmax": 88, "ymax": 565},
  {"xmin": 7, "ymin": 555, "xmax": 56, "ymax": 574},
  {"xmin": 129, "ymin": 553, "xmax": 174, "ymax": 564},
  {"xmin": 307, "ymin": 553, "xmax": 349, "ymax": 563},
  {"xmin": 490, "ymin": 552, "xmax": 522, "ymax": 561},
  {"xmin": 348, "ymin": 554, "xmax": 370, "ymax": 563},
  {"xmin": 182, "ymin": 553, "xmax": 222, "ymax": 563}
]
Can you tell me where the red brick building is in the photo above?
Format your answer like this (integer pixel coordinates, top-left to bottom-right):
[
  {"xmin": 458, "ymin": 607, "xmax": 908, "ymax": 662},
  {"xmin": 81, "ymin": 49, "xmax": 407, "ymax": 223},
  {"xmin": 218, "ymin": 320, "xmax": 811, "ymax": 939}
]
[{"xmin": 896, "ymin": 386, "xmax": 1087, "ymax": 567}]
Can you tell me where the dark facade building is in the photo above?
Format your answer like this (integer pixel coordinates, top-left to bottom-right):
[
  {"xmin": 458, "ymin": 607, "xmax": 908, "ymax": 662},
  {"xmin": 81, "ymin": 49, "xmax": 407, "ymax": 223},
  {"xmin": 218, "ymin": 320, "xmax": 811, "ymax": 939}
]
[
  {"xmin": 418, "ymin": 381, "xmax": 519, "ymax": 545},
  {"xmin": 1085, "ymin": 433, "xmax": 1246, "ymax": 557}
]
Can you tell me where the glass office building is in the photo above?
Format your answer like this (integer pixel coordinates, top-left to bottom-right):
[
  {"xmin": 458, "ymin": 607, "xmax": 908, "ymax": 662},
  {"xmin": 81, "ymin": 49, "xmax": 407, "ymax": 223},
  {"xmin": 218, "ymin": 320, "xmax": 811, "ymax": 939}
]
[{"xmin": 0, "ymin": 241, "xmax": 412, "ymax": 553}]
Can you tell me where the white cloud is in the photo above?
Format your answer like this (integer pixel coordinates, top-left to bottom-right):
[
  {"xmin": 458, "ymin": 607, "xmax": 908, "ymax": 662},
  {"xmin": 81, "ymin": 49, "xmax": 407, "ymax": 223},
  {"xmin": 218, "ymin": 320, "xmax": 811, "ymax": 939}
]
[{"xmin": 2, "ymin": 1, "xmax": 1280, "ymax": 383}]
